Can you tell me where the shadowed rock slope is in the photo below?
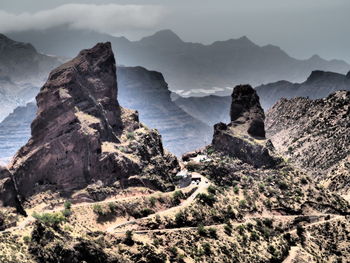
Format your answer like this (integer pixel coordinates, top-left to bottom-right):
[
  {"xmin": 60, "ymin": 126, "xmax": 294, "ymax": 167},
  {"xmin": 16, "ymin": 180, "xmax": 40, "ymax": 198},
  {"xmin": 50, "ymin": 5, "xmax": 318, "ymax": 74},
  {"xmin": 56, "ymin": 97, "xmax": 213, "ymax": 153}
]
[{"xmin": 2, "ymin": 43, "xmax": 179, "ymax": 206}]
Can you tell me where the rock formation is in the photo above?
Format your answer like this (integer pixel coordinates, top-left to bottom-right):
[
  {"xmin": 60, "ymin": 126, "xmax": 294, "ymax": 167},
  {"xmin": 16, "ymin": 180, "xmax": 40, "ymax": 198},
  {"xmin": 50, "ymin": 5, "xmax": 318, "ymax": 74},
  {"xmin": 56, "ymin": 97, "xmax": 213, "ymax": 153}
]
[
  {"xmin": 230, "ymin": 85, "xmax": 265, "ymax": 138},
  {"xmin": 212, "ymin": 85, "xmax": 276, "ymax": 167},
  {"xmin": 5, "ymin": 42, "xmax": 179, "ymax": 202}
]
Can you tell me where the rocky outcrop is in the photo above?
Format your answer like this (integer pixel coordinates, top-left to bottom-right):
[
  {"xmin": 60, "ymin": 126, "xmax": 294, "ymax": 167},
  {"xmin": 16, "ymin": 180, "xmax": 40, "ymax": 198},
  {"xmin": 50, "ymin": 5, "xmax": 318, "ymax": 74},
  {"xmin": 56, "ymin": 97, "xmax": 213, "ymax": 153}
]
[
  {"xmin": 230, "ymin": 85, "xmax": 265, "ymax": 138},
  {"xmin": 6, "ymin": 43, "xmax": 179, "ymax": 202},
  {"xmin": 266, "ymin": 91, "xmax": 350, "ymax": 176},
  {"xmin": 212, "ymin": 85, "xmax": 276, "ymax": 168}
]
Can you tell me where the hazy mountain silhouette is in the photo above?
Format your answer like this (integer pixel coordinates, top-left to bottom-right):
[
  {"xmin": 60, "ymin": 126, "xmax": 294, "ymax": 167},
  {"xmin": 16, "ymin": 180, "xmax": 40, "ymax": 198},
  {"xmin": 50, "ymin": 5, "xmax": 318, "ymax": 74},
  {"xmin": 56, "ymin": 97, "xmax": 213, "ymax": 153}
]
[{"xmin": 8, "ymin": 26, "xmax": 349, "ymax": 93}]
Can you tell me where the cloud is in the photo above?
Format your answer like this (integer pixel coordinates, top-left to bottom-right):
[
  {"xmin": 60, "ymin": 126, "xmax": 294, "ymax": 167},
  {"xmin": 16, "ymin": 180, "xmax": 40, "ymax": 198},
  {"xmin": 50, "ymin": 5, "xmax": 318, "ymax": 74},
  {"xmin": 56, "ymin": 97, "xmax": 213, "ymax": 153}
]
[{"xmin": 0, "ymin": 4, "xmax": 165, "ymax": 34}]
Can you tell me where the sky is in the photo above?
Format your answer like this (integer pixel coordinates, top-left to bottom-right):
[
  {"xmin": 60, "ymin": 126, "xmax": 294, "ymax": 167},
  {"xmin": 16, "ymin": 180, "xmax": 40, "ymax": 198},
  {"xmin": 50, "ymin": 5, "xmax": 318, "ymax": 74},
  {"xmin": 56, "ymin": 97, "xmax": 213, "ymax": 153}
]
[{"xmin": 0, "ymin": 0, "xmax": 349, "ymax": 62}]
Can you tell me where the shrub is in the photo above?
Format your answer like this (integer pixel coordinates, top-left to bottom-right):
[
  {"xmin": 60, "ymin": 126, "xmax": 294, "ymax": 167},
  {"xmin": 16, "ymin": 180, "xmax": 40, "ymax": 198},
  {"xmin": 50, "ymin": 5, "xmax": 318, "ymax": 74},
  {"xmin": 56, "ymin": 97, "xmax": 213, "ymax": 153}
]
[
  {"xmin": 124, "ymin": 230, "xmax": 134, "ymax": 246},
  {"xmin": 207, "ymin": 185, "xmax": 218, "ymax": 195},
  {"xmin": 92, "ymin": 204, "xmax": 105, "ymax": 215},
  {"xmin": 64, "ymin": 201, "xmax": 72, "ymax": 210},
  {"xmin": 62, "ymin": 208, "xmax": 72, "ymax": 218},
  {"xmin": 197, "ymin": 224, "xmax": 207, "ymax": 236},
  {"xmin": 186, "ymin": 161, "xmax": 201, "ymax": 171},
  {"xmin": 300, "ymin": 177, "xmax": 308, "ymax": 185},
  {"xmin": 250, "ymin": 231, "xmax": 259, "ymax": 241},
  {"xmin": 149, "ymin": 197, "xmax": 157, "ymax": 208},
  {"xmin": 202, "ymin": 242, "xmax": 211, "ymax": 255},
  {"xmin": 108, "ymin": 202, "xmax": 117, "ymax": 212},
  {"xmin": 207, "ymin": 146, "xmax": 215, "ymax": 155},
  {"xmin": 126, "ymin": 132, "xmax": 135, "ymax": 140},
  {"xmin": 175, "ymin": 211, "xmax": 187, "ymax": 227},
  {"xmin": 208, "ymin": 227, "xmax": 217, "ymax": 239},
  {"xmin": 239, "ymin": 199, "xmax": 247, "ymax": 209},
  {"xmin": 197, "ymin": 193, "xmax": 216, "ymax": 206},
  {"xmin": 32, "ymin": 212, "xmax": 65, "ymax": 227},
  {"xmin": 233, "ymin": 186, "xmax": 239, "ymax": 194},
  {"xmin": 258, "ymin": 184, "xmax": 265, "ymax": 193},
  {"xmin": 224, "ymin": 223, "xmax": 232, "ymax": 236},
  {"xmin": 172, "ymin": 190, "xmax": 185, "ymax": 205},
  {"xmin": 23, "ymin": 235, "xmax": 31, "ymax": 244}
]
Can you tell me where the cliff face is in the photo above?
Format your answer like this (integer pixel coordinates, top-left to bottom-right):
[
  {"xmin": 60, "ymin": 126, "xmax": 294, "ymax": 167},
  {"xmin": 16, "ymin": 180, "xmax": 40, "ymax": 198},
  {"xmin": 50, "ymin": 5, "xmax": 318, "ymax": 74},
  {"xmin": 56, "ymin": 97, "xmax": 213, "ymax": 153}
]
[
  {"xmin": 266, "ymin": 91, "xmax": 350, "ymax": 176},
  {"xmin": 117, "ymin": 66, "xmax": 212, "ymax": 156},
  {"xmin": 6, "ymin": 43, "xmax": 179, "ymax": 202}
]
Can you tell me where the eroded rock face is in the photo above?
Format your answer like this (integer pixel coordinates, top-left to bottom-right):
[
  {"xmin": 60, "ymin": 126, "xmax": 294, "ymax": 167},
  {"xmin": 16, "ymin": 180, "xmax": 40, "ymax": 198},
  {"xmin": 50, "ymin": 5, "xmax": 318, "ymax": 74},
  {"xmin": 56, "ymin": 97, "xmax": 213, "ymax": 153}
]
[
  {"xmin": 230, "ymin": 85, "xmax": 265, "ymax": 138},
  {"xmin": 8, "ymin": 43, "xmax": 179, "ymax": 201}
]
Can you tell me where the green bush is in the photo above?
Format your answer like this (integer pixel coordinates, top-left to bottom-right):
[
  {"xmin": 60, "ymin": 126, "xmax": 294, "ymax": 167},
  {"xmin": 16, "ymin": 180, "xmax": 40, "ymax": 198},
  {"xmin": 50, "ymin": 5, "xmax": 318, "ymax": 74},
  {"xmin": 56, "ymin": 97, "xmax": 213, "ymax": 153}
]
[
  {"xmin": 62, "ymin": 209, "xmax": 72, "ymax": 218},
  {"xmin": 172, "ymin": 190, "xmax": 185, "ymax": 205},
  {"xmin": 197, "ymin": 224, "xmax": 207, "ymax": 236},
  {"xmin": 208, "ymin": 227, "xmax": 217, "ymax": 239},
  {"xmin": 32, "ymin": 212, "xmax": 65, "ymax": 227},
  {"xmin": 126, "ymin": 132, "xmax": 135, "ymax": 140},
  {"xmin": 92, "ymin": 204, "xmax": 105, "ymax": 215},
  {"xmin": 64, "ymin": 201, "xmax": 72, "ymax": 210},
  {"xmin": 202, "ymin": 242, "xmax": 211, "ymax": 255},
  {"xmin": 233, "ymin": 186, "xmax": 239, "ymax": 194},
  {"xmin": 149, "ymin": 197, "xmax": 157, "ymax": 208},
  {"xmin": 108, "ymin": 202, "xmax": 117, "ymax": 212},
  {"xmin": 224, "ymin": 223, "xmax": 232, "ymax": 236},
  {"xmin": 197, "ymin": 193, "xmax": 216, "ymax": 206}
]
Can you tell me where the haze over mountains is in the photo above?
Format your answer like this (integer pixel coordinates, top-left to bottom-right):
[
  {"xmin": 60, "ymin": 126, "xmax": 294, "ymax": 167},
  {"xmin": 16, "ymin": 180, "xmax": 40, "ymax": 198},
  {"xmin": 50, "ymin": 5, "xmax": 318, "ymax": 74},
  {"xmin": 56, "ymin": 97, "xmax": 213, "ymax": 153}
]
[{"xmin": 7, "ymin": 26, "xmax": 350, "ymax": 96}]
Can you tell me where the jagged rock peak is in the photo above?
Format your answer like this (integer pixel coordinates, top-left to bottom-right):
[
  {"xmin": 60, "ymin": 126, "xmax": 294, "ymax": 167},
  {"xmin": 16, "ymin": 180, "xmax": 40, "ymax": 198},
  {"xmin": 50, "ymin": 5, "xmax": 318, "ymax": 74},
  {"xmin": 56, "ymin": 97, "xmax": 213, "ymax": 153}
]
[
  {"xmin": 32, "ymin": 42, "xmax": 121, "ymax": 140},
  {"xmin": 230, "ymin": 85, "xmax": 265, "ymax": 138},
  {"xmin": 8, "ymin": 42, "xmax": 179, "ymax": 201}
]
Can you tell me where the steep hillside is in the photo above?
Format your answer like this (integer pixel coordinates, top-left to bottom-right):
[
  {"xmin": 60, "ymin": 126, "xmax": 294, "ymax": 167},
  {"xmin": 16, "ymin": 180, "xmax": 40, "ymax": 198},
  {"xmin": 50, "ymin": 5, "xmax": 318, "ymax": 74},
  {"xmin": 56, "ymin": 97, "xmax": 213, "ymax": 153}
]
[
  {"xmin": 265, "ymin": 91, "xmax": 350, "ymax": 176},
  {"xmin": 266, "ymin": 91, "xmax": 350, "ymax": 200},
  {"xmin": 8, "ymin": 27, "xmax": 350, "ymax": 93}
]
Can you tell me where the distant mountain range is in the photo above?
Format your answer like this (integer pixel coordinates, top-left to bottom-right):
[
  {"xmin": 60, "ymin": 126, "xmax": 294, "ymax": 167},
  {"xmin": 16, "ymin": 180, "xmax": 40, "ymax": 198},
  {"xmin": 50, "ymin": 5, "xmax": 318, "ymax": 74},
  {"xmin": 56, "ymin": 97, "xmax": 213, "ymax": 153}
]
[
  {"xmin": 256, "ymin": 70, "xmax": 350, "ymax": 109},
  {"xmin": 0, "ymin": 33, "xmax": 61, "ymax": 120},
  {"xmin": 7, "ymin": 26, "xmax": 350, "ymax": 95},
  {"xmin": 0, "ymin": 33, "xmax": 61, "ymax": 84}
]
